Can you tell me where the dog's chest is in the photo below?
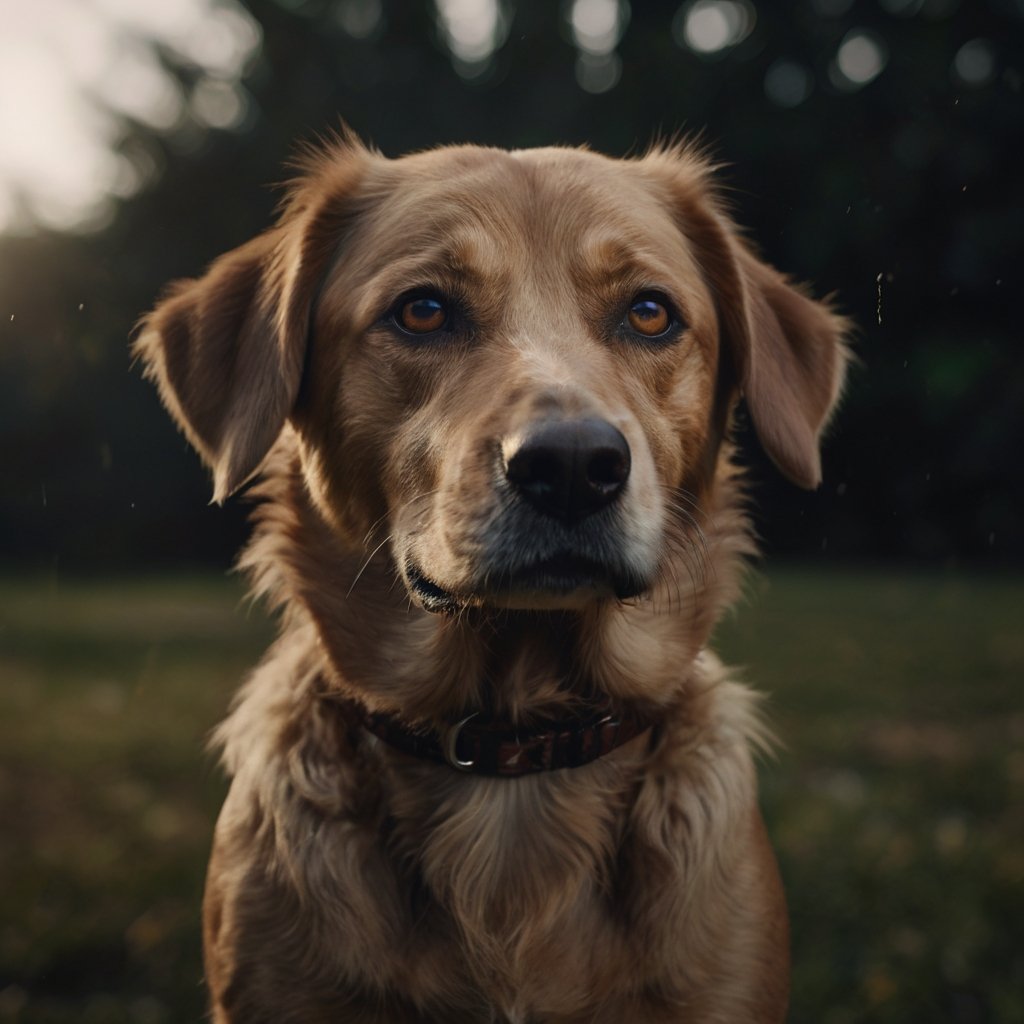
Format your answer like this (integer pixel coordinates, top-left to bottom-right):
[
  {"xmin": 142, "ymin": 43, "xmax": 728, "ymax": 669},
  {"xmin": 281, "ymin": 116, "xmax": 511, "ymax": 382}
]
[{"xmin": 360, "ymin": 765, "xmax": 642, "ymax": 1015}]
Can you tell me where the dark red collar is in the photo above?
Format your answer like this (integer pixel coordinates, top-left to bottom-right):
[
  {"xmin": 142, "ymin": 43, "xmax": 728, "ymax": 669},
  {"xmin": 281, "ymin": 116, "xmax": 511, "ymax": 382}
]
[{"xmin": 324, "ymin": 695, "xmax": 652, "ymax": 777}]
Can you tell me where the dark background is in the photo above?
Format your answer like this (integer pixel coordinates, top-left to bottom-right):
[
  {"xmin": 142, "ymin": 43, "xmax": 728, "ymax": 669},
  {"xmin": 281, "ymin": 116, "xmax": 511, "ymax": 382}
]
[{"xmin": 1, "ymin": 0, "xmax": 1020, "ymax": 577}]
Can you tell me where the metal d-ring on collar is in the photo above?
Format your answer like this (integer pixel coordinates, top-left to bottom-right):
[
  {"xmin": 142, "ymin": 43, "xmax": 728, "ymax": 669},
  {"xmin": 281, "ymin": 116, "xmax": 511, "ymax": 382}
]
[
  {"xmin": 324, "ymin": 690, "xmax": 653, "ymax": 777},
  {"xmin": 442, "ymin": 713, "xmax": 478, "ymax": 770}
]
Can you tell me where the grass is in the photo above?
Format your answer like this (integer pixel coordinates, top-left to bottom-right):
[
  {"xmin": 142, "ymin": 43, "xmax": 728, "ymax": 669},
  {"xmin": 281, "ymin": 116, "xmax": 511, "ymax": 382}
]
[
  {"xmin": 0, "ymin": 577, "xmax": 273, "ymax": 1024},
  {"xmin": 1, "ymin": 570, "xmax": 1021, "ymax": 1023},
  {"xmin": 717, "ymin": 569, "xmax": 1024, "ymax": 1024}
]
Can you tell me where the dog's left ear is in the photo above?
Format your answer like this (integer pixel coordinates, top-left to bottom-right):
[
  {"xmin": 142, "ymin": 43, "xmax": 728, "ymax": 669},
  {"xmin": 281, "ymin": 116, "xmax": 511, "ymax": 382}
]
[
  {"xmin": 645, "ymin": 148, "xmax": 850, "ymax": 489},
  {"xmin": 134, "ymin": 141, "xmax": 367, "ymax": 503},
  {"xmin": 728, "ymin": 242, "xmax": 851, "ymax": 489}
]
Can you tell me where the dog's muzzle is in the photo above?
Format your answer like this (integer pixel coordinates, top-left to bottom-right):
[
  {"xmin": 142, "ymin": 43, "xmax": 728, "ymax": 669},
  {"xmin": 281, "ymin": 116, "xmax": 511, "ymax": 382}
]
[{"xmin": 405, "ymin": 417, "xmax": 647, "ymax": 612}]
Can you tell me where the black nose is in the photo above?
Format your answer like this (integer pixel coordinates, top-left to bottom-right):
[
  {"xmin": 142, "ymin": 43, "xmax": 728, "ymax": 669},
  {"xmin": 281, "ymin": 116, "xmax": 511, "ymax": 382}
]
[{"xmin": 503, "ymin": 418, "xmax": 631, "ymax": 524}]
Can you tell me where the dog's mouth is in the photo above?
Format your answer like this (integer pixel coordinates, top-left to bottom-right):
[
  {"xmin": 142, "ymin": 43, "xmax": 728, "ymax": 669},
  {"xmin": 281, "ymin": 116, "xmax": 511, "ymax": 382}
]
[
  {"xmin": 406, "ymin": 555, "xmax": 647, "ymax": 614},
  {"xmin": 406, "ymin": 563, "xmax": 463, "ymax": 614}
]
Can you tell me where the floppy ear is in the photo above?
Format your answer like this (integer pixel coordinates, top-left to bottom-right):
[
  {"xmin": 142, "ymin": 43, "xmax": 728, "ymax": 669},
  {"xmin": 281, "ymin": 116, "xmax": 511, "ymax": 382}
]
[
  {"xmin": 728, "ymin": 242, "xmax": 850, "ymax": 489},
  {"xmin": 645, "ymin": 146, "xmax": 850, "ymax": 489},
  {"xmin": 134, "ymin": 144, "xmax": 366, "ymax": 503}
]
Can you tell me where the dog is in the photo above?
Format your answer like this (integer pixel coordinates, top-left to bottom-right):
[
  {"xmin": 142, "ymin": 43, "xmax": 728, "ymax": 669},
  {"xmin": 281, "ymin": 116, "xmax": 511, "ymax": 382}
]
[{"xmin": 136, "ymin": 134, "xmax": 848, "ymax": 1023}]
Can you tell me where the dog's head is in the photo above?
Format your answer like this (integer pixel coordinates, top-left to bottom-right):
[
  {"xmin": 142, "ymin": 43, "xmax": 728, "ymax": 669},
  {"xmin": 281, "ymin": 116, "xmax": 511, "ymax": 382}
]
[{"xmin": 136, "ymin": 138, "xmax": 847, "ymax": 620}]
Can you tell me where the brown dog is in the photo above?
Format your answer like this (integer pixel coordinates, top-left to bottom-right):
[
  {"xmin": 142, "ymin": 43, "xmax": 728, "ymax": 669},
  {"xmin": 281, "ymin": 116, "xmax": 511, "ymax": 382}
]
[{"xmin": 136, "ymin": 135, "xmax": 847, "ymax": 1023}]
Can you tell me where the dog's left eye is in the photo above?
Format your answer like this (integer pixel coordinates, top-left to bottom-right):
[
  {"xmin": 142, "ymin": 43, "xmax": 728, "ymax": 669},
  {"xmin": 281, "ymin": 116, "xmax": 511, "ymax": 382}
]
[
  {"xmin": 625, "ymin": 295, "xmax": 674, "ymax": 339},
  {"xmin": 394, "ymin": 294, "xmax": 448, "ymax": 335}
]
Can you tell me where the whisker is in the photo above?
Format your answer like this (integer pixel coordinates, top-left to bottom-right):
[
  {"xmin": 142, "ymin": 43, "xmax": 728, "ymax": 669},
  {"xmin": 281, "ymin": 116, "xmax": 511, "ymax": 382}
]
[
  {"xmin": 645, "ymin": 484, "xmax": 718, "ymax": 616},
  {"xmin": 360, "ymin": 509, "xmax": 393, "ymax": 549},
  {"xmin": 346, "ymin": 534, "xmax": 394, "ymax": 598},
  {"xmin": 664, "ymin": 526, "xmax": 697, "ymax": 614},
  {"xmin": 352, "ymin": 488, "xmax": 442, "ymax": 598},
  {"xmin": 363, "ymin": 488, "xmax": 440, "ymax": 548},
  {"xmin": 674, "ymin": 486, "xmax": 711, "ymax": 523},
  {"xmin": 664, "ymin": 500, "xmax": 713, "ymax": 578}
]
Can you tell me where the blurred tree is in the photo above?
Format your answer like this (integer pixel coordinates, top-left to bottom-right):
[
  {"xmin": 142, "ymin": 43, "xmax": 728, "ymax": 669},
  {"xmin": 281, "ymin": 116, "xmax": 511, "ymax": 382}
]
[{"xmin": 0, "ymin": 0, "xmax": 1020, "ymax": 572}]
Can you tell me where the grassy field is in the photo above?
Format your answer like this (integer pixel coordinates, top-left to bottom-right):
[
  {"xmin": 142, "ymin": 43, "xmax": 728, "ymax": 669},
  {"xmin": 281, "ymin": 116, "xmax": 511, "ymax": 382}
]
[{"xmin": 0, "ymin": 570, "xmax": 1021, "ymax": 1023}]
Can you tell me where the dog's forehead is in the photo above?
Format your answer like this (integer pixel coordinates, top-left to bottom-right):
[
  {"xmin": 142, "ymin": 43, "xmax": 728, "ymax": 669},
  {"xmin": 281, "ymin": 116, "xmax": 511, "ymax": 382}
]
[
  {"xmin": 380, "ymin": 147, "xmax": 659, "ymax": 229},
  {"xmin": 386, "ymin": 144, "xmax": 658, "ymax": 206},
  {"xmin": 347, "ymin": 145, "xmax": 690, "ymax": 278}
]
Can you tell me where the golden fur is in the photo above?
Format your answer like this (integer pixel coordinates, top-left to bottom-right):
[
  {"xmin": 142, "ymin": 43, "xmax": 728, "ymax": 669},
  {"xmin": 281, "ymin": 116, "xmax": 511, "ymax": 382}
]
[{"xmin": 135, "ymin": 136, "xmax": 848, "ymax": 1023}]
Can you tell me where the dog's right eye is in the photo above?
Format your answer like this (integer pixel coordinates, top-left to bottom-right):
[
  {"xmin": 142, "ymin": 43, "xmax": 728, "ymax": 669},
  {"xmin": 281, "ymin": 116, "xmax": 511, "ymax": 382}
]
[{"xmin": 394, "ymin": 294, "xmax": 448, "ymax": 336}]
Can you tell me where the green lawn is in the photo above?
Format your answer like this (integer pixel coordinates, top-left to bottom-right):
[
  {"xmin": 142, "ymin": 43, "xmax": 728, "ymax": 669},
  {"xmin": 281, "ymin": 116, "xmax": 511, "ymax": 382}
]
[{"xmin": 1, "ymin": 570, "xmax": 1021, "ymax": 1023}]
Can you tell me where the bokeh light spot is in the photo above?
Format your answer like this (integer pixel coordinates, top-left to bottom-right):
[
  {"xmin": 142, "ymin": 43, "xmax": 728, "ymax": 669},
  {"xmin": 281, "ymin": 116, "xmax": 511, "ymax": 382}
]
[
  {"xmin": 764, "ymin": 60, "xmax": 814, "ymax": 108},
  {"xmin": 571, "ymin": 0, "xmax": 629, "ymax": 57},
  {"xmin": 435, "ymin": 0, "xmax": 506, "ymax": 69},
  {"xmin": 952, "ymin": 39, "xmax": 995, "ymax": 87},
  {"xmin": 191, "ymin": 79, "xmax": 250, "ymax": 131},
  {"xmin": 831, "ymin": 29, "xmax": 888, "ymax": 90},
  {"xmin": 575, "ymin": 51, "xmax": 622, "ymax": 93},
  {"xmin": 334, "ymin": 0, "xmax": 384, "ymax": 39},
  {"xmin": 674, "ymin": 0, "xmax": 755, "ymax": 56}
]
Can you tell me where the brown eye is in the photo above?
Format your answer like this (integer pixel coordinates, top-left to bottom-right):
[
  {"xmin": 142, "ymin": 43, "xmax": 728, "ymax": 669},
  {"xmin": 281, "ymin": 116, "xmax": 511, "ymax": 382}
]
[
  {"xmin": 627, "ymin": 296, "xmax": 672, "ymax": 337},
  {"xmin": 397, "ymin": 295, "xmax": 447, "ymax": 334}
]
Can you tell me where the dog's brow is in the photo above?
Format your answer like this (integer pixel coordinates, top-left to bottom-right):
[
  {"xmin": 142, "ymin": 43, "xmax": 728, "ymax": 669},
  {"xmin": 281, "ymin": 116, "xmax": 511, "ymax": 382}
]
[
  {"xmin": 441, "ymin": 237, "xmax": 494, "ymax": 285},
  {"xmin": 573, "ymin": 236, "xmax": 679, "ymax": 297},
  {"xmin": 370, "ymin": 235, "xmax": 503, "ymax": 299}
]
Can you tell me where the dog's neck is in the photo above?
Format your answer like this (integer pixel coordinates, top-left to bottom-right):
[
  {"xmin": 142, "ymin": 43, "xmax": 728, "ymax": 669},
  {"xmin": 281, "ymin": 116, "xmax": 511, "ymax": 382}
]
[{"xmin": 242, "ymin": 432, "xmax": 752, "ymax": 728}]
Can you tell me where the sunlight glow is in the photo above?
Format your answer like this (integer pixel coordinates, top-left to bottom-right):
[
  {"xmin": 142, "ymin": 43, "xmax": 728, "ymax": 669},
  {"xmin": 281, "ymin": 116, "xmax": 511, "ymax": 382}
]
[{"xmin": 0, "ymin": 0, "xmax": 261, "ymax": 235}]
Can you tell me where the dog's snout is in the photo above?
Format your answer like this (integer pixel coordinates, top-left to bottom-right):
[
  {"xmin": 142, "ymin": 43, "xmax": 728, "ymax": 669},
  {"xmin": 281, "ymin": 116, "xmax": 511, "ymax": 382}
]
[{"xmin": 503, "ymin": 418, "xmax": 631, "ymax": 524}]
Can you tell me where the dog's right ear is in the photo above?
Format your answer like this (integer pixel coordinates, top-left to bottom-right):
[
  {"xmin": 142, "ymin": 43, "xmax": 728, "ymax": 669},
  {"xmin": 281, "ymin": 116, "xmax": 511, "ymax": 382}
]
[
  {"xmin": 643, "ymin": 144, "xmax": 849, "ymax": 489},
  {"xmin": 134, "ymin": 141, "xmax": 367, "ymax": 503}
]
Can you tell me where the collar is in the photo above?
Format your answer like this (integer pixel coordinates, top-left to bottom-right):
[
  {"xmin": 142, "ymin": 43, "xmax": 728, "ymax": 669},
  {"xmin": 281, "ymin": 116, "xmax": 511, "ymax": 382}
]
[{"xmin": 324, "ymin": 694, "xmax": 653, "ymax": 777}]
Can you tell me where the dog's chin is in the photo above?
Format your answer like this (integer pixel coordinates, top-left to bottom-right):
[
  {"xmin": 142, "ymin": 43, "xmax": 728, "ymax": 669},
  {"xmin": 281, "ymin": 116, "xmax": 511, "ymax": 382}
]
[{"xmin": 405, "ymin": 557, "xmax": 647, "ymax": 614}]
